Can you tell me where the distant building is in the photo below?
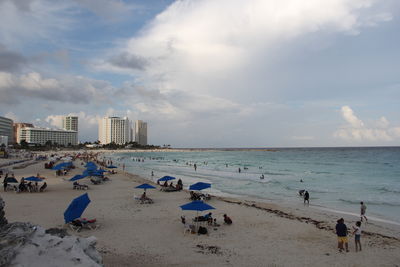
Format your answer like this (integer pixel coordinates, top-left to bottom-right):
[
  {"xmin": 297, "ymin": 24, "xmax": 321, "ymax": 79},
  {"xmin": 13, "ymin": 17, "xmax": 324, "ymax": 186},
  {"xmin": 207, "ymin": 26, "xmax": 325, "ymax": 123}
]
[
  {"xmin": 98, "ymin": 117, "xmax": 131, "ymax": 145},
  {"xmin": 0, "ymin": 136, "xmax": 8, "ymax": 146},
  {"xmin": 135, "ymin": 120, "xmax": 148, "ymax": 146},
  {"xmin": 19, "ymin": 127, "xmax": 78, "ymax": 146},
  {"xmin": 0, "ymin": 116, "xmax": 14, "ymax": 144},
  {"xmin": 14, "ymin": 122, "xmax": 34, "ymax": 144},
  {"xmin": 62, "ymin": 116, "xmax": 78, "ymax": 132}
]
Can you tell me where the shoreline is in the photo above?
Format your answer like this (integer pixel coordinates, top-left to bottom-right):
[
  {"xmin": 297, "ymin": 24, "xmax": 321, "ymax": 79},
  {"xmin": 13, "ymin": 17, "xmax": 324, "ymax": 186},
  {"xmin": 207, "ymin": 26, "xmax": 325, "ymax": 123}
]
[
  {"xmin": 105, "ymin": 150, "xmax": 400, "ymax": 232},
  {"xmin": 122, "ymin": 168, "xmax": 400, "ymax": 240}
]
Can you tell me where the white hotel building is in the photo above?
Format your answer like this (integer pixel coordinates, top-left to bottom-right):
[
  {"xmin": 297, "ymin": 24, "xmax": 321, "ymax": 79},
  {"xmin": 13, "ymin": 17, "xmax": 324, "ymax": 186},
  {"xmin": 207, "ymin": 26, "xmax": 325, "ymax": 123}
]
[
  {"xmin": 135, "ymin": 120, "xmax": 148, "ymax": 146},
  {"xmin": 98, "ymin": 117, "xmax": 131, "ymax": 145},
  {"xmin": 19, "ymin": 127, "xmax": 78, "ymax": 146}
]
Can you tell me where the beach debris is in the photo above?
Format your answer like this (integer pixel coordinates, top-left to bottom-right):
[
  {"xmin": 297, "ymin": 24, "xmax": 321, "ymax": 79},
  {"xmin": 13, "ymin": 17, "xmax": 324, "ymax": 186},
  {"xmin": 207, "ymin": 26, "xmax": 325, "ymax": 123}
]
[{"xmin": 196, "ymin": 244, "xmax": 222, "ymax": 255}]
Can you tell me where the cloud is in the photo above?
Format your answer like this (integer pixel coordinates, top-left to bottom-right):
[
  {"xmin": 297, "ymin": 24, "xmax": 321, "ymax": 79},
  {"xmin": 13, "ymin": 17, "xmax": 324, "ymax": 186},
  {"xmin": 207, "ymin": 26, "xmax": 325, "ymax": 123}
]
[
  {"xmin": 334, "ymin": 106, "xmax": 400, "ymax": 142},
  {"xmin": 108, "ymin": 52, "xmax": 149, "ymax": 71},
  {"xmin": 0, "ymin": 44, "xmax": 27, "ymax": 71},
  {"xmin": 0, "ymin": 71, "xmax": 118, "ymax": 105},
  {"xmin": 98, "ymin": 0, "xmax": 394, "ymax": 107},
  {"xmin": 3, "ymin": 111, "xmax": 20, "ymax": 122}
]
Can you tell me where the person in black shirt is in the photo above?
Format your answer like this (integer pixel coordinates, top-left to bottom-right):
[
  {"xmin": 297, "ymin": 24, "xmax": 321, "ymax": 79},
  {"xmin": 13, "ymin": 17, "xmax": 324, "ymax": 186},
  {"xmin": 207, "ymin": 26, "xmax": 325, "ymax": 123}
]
[
  {"xmin": 304, "ymin": 191, "xmax": 310, "ymax": 205},
  {"xmin": 336, "ymin": 218, "xmax": 349, "ymax": 252}
]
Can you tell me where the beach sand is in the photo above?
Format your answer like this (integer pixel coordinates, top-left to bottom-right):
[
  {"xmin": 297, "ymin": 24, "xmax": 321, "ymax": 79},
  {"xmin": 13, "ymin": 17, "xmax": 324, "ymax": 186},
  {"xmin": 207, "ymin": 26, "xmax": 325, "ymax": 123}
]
[{"xmin": 1, "ymin": 155, "xmax": 399, "ymax": 266}]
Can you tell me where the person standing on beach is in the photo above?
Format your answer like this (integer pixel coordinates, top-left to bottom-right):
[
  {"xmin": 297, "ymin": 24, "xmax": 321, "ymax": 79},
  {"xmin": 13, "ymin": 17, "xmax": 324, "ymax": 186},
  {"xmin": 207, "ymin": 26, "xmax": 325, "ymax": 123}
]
[
  {"xmin": 238, "ymin": 168, "xmax": 241, "ymax": 173},
  {"xmin": 122, "ymin": 163, "xmax": 125, "ymax": 171},
  {"xmin": 352, "ymin": 221, "xmax": 362, "ymax": 252},
  {"xmin": 336, "ymin": 218, "xmax": 349, "ymax": 252},
  {"xmin": 304, "ymin": 191, "xmax": 309, "ymax": 205},
  {"xmin": 360, "ymin": 202, "xmax": 368, "ymax": 222},
  {"xmin": 194, "ymin": 163, "xmax": 197, "ymax": 171}
]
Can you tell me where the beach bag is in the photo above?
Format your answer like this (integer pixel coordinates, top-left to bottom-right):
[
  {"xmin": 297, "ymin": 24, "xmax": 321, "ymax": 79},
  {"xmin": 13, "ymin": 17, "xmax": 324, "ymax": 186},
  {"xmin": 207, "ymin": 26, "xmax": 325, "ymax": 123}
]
[{"xmin": 198, "ymin": 226, "xmax": 207, "ymax": 235}]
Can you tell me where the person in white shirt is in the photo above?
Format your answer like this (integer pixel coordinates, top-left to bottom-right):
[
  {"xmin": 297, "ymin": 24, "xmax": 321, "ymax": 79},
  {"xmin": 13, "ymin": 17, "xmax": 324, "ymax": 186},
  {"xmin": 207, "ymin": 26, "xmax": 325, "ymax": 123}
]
[{"xmin": 352, "ymin": 221, "xmax": 362, "ymax": 252}]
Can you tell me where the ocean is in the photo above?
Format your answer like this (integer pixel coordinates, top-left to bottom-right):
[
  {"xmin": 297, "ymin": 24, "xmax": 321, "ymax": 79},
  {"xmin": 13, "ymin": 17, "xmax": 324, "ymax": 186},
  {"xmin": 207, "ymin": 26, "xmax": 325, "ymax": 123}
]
[{"xmin": 109, "ymin": 147, "xmax": 400, "ymax": 224}]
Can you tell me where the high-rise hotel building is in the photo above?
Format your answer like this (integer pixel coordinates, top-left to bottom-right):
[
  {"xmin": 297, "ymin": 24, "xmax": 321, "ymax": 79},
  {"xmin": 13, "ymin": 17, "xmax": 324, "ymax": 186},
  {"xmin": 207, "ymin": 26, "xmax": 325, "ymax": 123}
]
[
  {"xmin": 135, "ymin": 120, "xmax": 148, "ymax": 146},
  {"xmin": 0, "ymin": 116, "xmax": 14, "ymax": 145},
  {"xmin": 62, "ymin": 116, "xmax": 78, "ymax": 131},
  {"xmin": 98, "ymin": 117, "xmax": 131, "ymax": 145}
]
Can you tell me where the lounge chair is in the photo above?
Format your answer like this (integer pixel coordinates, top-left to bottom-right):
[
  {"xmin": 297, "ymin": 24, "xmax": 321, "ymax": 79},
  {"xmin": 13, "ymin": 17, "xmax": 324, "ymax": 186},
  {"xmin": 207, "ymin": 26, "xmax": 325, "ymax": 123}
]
[
  {"xmin": 90, "ymin": 178, "xmax": 101, "ymax": 185},
  {"xmin": 68, "ymin": 218, "xmax": 99, "ymax": 232}
]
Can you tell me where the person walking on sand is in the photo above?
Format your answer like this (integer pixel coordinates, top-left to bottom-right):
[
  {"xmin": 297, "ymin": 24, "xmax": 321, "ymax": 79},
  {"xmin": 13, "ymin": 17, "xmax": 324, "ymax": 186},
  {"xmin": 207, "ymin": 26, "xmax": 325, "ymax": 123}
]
[
  {"xmin": 353, "ymin": 221, "xmax": 362, "ymax": 252},
  {"xmin": 336, "ymin": 218, "xmax": 349, "ymax": 252},
  {"xmin": 360, "ymin": 202, "xmax": 368, "ymax": 222},
  {"xmin": 304, "ymin": 190, "xmax": 310, "ymax": 205}
]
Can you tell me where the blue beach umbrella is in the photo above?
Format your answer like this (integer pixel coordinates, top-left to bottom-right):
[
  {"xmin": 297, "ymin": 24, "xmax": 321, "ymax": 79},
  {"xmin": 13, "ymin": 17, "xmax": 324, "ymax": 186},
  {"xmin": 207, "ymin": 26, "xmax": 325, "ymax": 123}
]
[
  {"xmin": 5, "ymin": 177, "xmax": 18, "ymax": 183},
  {"xmin": 52, "ymin": 162, "xmax": 69, "ymax": 170},
  {"xmin": 69, "ymin": 174, "xmax": 87, "ymax": 182},
  {"xmin": 107, "ymin": 165, "xmax": 117, "ymax": 169},
  {"xmin": 158, "ymin": 176, "xmax": 176, "ymax": 182},
  {"xmin": 135, "ymin": 183, "xmax": 156, "ymax": 191},
  {"xmin": 24, "ymin": 176, "xmax": 43, "ymax": 182},
  {"xmin": 64, "ymin": 193, "xmax": 91, "ymax": 223},
  {"xmin": 180, "ymin": 200, "xmax": 215, "ymax": 212},
  {"xmin": 189, "ymin": 182, "xmax": 211, "ymax": 191}
]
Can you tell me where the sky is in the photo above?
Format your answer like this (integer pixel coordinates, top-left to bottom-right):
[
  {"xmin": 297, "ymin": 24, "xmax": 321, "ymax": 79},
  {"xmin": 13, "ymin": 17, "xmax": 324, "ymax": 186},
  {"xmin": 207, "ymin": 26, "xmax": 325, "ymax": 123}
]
[{"xmin": 0, "ymin": 0, "xmax": 399, "ymax": 147}]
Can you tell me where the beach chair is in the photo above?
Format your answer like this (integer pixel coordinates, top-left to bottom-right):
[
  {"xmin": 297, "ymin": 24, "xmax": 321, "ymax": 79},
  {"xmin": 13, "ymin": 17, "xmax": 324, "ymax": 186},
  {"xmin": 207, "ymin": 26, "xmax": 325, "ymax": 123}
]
[
  {"xmin": 68, "ymin": 218, "xmax": 99, "ymax": 232},
  {"xmin": 133, "ymin": 194, "xmax": 141, "ymax": 203}
]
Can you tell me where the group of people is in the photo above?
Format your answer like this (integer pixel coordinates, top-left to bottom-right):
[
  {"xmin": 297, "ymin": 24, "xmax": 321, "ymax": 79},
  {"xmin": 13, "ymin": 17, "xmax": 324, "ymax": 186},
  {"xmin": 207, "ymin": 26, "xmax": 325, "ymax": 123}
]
[
  {"xmin": 189, "ymin": 191, "xmax": 210, "ymax": 201},
  {"xmin": 3, "ymin": 174, "xmax": 47, "ymax": 193},
  {"xmin": 298, "ymin": 189, "xmax": 310, "ymax": 204},
  {"xmin": 158, "ymin": 179, "xmax": 183, "ymax": 191},
  {"xmin": 182, "ymin": 213, "xmax": 233, "ymax": 234},
  {"xmin": 335, "ymin": 202, "xmax": 368, "ymax": 253}
]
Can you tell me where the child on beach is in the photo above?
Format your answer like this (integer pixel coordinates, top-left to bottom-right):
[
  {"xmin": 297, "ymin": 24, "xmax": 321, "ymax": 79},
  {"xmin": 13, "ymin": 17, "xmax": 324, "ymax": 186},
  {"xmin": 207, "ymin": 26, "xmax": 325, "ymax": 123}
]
[
  {"xmin": 353, "ymin": 221, "xmax": 362, "ymax": 252},
  {"xmin": 335, "ymin": 218, "xmax": 349, "ymax": 252}
]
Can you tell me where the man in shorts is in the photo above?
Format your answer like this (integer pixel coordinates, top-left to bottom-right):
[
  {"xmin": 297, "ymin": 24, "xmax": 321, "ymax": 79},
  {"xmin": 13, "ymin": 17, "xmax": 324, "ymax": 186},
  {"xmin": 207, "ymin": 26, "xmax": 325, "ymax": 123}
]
[
  {"xmin": 360, "ymin": 202, "xmax": 368, "ymax": 222},
  {"xmin": 335, "ymin": 218, "xmax": 349, "ymax": 252}
]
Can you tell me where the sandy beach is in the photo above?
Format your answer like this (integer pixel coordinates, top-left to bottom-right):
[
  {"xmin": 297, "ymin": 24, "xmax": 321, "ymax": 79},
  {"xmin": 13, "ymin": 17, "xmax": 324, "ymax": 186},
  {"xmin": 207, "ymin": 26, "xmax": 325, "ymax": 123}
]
[{"xmin": 1, "ymin": 153, "xmax": 399, "ymax": 267}]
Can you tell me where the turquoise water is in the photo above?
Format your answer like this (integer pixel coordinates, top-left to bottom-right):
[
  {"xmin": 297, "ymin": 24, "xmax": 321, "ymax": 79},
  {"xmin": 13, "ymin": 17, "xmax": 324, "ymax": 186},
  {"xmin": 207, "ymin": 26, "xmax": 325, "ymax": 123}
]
[{"xmin": 110, "ymin": 147, "xmax": 400, "ymax": 223}]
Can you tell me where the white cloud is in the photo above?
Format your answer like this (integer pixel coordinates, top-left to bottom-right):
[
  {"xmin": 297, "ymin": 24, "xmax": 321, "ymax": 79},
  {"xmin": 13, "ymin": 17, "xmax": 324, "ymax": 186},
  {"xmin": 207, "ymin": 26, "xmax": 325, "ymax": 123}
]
[
  {"xmin": 3, "ymin": 111, "xmax": 19, "ymax": 122},
  {"xmin": 0, "ymin": 71, "xmax": 118, "ymax": 104},
  {"xmin": 334, "ymin": 106, "xmax": 400, "ymax": 142},
  {"xmin": 103, "ymin": 0, "xmax": 392, "ymax": 87}
]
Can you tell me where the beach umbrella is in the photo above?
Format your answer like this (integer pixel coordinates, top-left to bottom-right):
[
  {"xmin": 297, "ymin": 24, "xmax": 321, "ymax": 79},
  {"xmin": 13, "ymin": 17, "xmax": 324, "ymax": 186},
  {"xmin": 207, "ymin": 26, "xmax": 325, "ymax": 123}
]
[
  {"xmin": 107, "ymin": 165, "xmax": 117, "ymax": 169},
  {"xmin": 158, "ymin": 176, "xmax": 176, "ymax": 182},
  {"xmin": 69, "ymin": 174, "xmax": 87, "ymax": 182},
  {"xmin": 189, "ymin": 182, "xmax": 211, "ymax": 191},
  {"xmin": 64, "ymin": 193, "xmax": 91, "ymax": 223},
  {"xmin": 85, "ymin": 162, "xmax": 97, "ymax": 168},
  {"xmin": 5, "ymin": 177, "xmax": 18, "ymax": 183},
  {"xmin": 52, "ymin": 162, "xmax": 72, "ymax": 170},
  {"xmin": 24, "ymin": 176, "xmax": 43, "ymax": 182},
  {"xmin": 180, "ymin": 200, "xmax": 215, "ymax": 212},
  {"xmin": 135, "ymin": 183, "xmax": 156, "ymax": 191},
  {"xmin": 180, "ymin": 200, "xmax": 215, "ymax": 231}
]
